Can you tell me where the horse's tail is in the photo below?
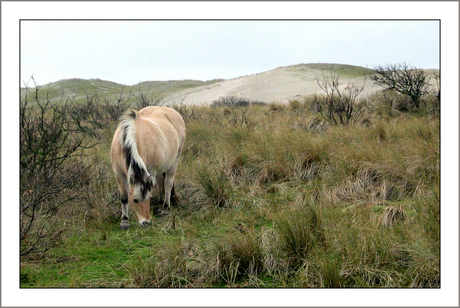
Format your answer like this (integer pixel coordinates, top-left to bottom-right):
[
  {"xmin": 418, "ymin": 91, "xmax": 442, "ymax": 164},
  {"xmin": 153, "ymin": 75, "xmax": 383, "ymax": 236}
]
[{"xmin": 119, "ymin": 109, "xmax": 151, "ymax": 185}]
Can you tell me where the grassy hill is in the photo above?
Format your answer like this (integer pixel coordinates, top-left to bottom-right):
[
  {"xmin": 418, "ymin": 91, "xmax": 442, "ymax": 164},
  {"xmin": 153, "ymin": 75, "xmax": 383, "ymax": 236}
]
[
  {"xmin": 20, "ymin": 77, "xmax": 224, "ymax": 104},
  {"xmin": 21, "ymin": 63, "xmax": 374, "ymax": 105},
  {"xmin": 21, "ymin": 63, "xmax": 438, "ymax": 106}
]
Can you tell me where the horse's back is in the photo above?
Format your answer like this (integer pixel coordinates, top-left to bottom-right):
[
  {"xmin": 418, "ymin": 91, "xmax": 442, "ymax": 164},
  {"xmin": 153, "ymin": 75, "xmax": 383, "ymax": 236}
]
[
  {"xmin": 139, "ymin": 106, "xmax": 185, "ymax": 140},
  {"xmin": 137, "ymin": 107, "xmax": 185, "ymax": 168}
]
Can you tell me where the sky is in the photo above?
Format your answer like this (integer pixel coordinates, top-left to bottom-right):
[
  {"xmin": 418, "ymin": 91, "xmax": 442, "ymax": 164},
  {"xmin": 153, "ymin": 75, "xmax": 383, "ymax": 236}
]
[{"xmin": 21, "ymin": 20, "xmax": 439, "ymax": 86}]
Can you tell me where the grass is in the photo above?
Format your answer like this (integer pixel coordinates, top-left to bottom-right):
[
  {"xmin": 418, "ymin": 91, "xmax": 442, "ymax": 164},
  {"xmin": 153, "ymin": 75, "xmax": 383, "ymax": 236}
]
[
  {"xmin": 20, "ymin": 93, "xmax": 440, "ymax": 288},
  {"xmin": 287, "ymin": 63, "xmax": 371, "ymax": 79}
]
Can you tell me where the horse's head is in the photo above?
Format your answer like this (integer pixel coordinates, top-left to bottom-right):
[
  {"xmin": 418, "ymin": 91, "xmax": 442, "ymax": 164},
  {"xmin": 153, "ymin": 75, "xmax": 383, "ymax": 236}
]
[
  {"xmin": 128, "ymin": 172, "xmax": 154, "ymax": 226},
  {"xmin": 129, "ymin": 172, "xmax": 154, "ymax": 203}
]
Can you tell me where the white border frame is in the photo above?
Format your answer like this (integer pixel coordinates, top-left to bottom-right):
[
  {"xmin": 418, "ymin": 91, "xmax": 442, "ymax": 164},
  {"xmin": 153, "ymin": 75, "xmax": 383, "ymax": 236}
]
[{"xmin": 2, "ymin": 1, "xmax": 458, "ymax": 307}]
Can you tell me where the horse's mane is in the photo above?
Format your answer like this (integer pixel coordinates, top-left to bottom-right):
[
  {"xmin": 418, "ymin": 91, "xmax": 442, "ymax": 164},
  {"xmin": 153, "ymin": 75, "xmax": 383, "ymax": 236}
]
[{"xmin": 119, "ymin": 110, "xmax": 153, "ymax": 194}]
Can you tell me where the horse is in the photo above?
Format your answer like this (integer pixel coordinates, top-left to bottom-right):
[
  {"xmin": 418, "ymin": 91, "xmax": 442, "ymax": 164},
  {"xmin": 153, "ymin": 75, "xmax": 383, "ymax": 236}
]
[{"xmin": 110, "ymin": 106, "xmax": 186, "ymax": 229}]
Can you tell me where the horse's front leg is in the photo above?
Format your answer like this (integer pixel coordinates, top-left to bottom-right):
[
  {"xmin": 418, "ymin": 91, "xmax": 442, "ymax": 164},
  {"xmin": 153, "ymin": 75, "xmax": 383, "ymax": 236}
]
[
  {"xmin": 116, "ymin": 175, "xmax": 130, "ymax": 230},
  {"xmin": 120, "ymin": 194, "xmax": 130, "ymax": 229}
]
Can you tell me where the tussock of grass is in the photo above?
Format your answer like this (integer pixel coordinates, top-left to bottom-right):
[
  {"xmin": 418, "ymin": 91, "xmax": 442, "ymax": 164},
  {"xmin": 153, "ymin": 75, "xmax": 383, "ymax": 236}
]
[
  {"xmin": 195, "ymin": 166, "xmax": 232, "ymax": 208},
  {"xmin": 274, "ymin": 206, "xmax": 324, "ymax": 268},
  {"xmin": 214, "ymin": 230, "xmax": 264, "ymax": 283}
]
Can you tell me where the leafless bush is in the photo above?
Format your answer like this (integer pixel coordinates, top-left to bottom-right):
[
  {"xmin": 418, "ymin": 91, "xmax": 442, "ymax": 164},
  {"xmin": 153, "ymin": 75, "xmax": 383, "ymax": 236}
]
[
  {"xmin": 371, "ymin": 63, "xmax": 431, "ymax": 111},
  {"xmin": 223, "ymin": 105, "xmax": 252, "ymax": 128},
  {"xmin": 134, "ymin": 85, "xmax": 165, "ymax": 109},
  {"xmin": 68, "ymin": 87, "xmax": 134, "ymax": 138},
  {"xmin": 172, "ymin": 94, "xmax": 206, "ymax": 122},
  {"xmin": 67, "ymin": 92, "xmax": 108, "ymax": 138},
  {"xmin": 21, "ymin": 162, "xmax": 91, "ymax": 256},
  {"xmin": 103, "ymin": 86, "xmax": 132, "ymax": 122},
  {"xmin": 211, "ymin": 96, "xmax": 253, "ymax": 128},
  {"xmin": 20, "ymin": 78, "xmax": 95, "ymax": 257},
  {"xmin": 314, "ymin": 72, "xmax": 367, "ymax": 125},
  {"xmin": 211, "ymin": 95, "xmax": 251, "ymax": 107}
]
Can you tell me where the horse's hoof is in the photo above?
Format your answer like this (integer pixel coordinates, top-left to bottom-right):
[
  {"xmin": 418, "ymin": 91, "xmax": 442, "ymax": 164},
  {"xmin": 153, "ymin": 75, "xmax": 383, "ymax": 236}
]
[
  {"xmin": 120, "ymin": 222, "xmax": 130, "ymax": 230},
  {"xmin": 158, "ymin": 209, "xmax": 170, "ymax": 216}
]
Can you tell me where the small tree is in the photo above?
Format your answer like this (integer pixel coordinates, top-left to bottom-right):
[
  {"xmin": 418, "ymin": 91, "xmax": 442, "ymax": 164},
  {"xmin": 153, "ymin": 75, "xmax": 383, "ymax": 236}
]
[
  {"xmin": 371, "ymin": 62, "xmax": 430, "ymax": 111},
  {"xmin": 314, "ymin": 72, "xmax": 366, "ymax": 125}
]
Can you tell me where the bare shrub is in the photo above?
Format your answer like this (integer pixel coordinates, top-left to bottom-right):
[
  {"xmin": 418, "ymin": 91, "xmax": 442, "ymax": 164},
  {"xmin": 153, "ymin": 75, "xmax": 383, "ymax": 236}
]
[
  {"xmin": 67, "ymin": 92, "xmax": 108, "ymax": 138},
  {"xmin": 133, "ymin": 84, "xmax": 165, "ymax": 109},
  {"xmin": 211, "ymin": 96, "xmax": 253, "ymax": 128},
  {"xmin": 211, "ymin": 95, "xmax": 251, "ymax": 107},
  {"xmin": 21, "ymin": 162, "xmax": 91, "ymax": 256},
  {"xmin": 314, "ymin": 72, "xmax": 367, "ymax": 125},
  {"xmin": 172, "ymin": 95, "xmax": 207, "ymax": 122},
  {"xmin": 20, "ymin": 78, "xmax": 95, "ymax": 257},
  {"xmin": 371, "ymin": 63, "xmax": 431, "ymax": 111},
  {"xmin": 103, "ymin": 86, "xmax": 133, "ymax": 122}
]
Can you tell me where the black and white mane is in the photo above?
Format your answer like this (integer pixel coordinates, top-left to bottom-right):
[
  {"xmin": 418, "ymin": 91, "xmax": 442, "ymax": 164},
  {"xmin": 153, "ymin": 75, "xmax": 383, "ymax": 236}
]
[{"xmin": 119, "ymin": 110, "xmax": 153, "ymax": 199}]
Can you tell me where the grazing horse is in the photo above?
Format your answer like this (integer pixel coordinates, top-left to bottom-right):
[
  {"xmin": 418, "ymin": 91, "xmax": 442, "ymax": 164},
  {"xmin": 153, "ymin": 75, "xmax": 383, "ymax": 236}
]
[{"xmin": 110, "ymin": 106, "xmax": 186, "ymax": 229}]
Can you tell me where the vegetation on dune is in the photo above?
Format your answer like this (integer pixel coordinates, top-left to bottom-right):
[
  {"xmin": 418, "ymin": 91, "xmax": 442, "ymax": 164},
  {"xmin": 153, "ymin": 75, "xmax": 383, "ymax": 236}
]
[
  {"xmin": 21, "ymin": 77, "xmax": 224, "ymax": 106},
  {"xmin": 287, "ymin": 63, "xmax": 371, "ymax": 79},
  {"xmin": 20, "ymin": 65, "xmax": 440, "ymax": 288}
]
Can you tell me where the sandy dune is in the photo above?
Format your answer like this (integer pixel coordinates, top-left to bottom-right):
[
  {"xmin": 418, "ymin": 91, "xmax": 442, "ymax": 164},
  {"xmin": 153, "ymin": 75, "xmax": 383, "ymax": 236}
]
[{"xmin": 166, "ymin": 64, "xmax": 383, "ymax": 106}]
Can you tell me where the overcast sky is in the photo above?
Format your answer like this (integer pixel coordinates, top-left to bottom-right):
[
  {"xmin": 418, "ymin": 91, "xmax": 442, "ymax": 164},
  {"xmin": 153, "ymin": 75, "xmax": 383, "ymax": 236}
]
[{"xmin": 21, "ymin": 20, "xmax": 439, "ymax": 86}]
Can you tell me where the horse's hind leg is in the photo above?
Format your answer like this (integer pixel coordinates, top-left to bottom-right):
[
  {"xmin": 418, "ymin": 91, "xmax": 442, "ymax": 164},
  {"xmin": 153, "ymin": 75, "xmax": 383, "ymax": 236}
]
[
  {"xmin": 160, "ymin": 163, "xmax": 178, "ymax": 215},
  {"xmin": 116, "ymin": 175, "xmax": 130, "ymax": 229},
  {"xmin": 170, "ymin": 182, "xmax": 179, "ymax": 207},
  {"xmin": 160, "ymin": 172, "xmax": 179, "ymax": 209},
  {"xmin": 154, "ymin": 173, "xmax": 165, "ymax": 215}
]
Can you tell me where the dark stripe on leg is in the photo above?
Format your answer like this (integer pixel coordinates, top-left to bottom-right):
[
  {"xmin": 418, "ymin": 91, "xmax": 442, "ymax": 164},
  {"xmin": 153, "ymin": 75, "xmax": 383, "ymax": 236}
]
[
  {"xmin": 120, "ymin": 194, "xmax": 130, "ymax": 228},
  {"xmin": 170, "ymin": 184, "xmax": 179, "ymax": 207}
]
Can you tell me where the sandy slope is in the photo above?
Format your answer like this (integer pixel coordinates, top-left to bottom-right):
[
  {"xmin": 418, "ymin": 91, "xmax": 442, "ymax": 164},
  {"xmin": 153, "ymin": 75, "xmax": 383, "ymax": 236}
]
[
  {"xmin": 30, "ymin": 63, "xmax": 438, "ymax": 106},
  {"xmin": 166, "ymin": 64, "xmax": 383, "ymax": 106}
]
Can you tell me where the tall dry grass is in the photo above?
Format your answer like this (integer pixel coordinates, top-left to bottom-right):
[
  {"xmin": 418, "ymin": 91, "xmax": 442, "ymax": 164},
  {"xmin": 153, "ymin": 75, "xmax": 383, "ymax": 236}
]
[
  {"xmin": 20, "ymin": 91, "xmax": 440, "ymax": 288},
  {"xmin": 122, "ymin": 98, "xmax": 439, "ymax": 288}
]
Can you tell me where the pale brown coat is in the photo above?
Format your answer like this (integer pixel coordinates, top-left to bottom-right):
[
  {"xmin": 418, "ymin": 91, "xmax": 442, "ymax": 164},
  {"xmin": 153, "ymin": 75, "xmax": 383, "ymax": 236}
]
[{"xmin": 111, "ymin": 106, "xmax": 186, "ymax": 228}]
